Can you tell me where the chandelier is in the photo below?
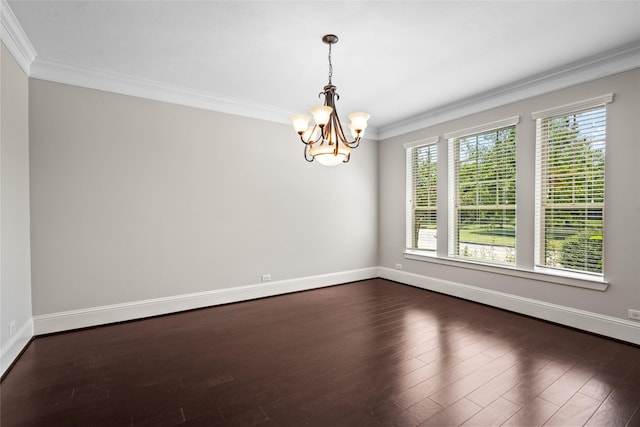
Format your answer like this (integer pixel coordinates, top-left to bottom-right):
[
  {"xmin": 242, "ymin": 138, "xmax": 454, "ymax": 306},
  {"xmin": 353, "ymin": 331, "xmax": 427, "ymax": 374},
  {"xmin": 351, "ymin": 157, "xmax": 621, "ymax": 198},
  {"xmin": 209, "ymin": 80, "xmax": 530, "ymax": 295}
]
[{"xmin": 290, "ymin": 34, "xmax": 370, "ymax": 166}]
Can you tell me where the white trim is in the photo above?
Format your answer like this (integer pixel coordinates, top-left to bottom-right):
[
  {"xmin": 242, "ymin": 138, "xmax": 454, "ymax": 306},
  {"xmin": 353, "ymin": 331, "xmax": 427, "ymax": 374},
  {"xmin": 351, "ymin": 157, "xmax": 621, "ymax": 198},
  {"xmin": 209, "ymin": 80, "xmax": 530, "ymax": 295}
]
[
  {"xmin": 405, "ymin": 138, "xmax": 439, "ymax": 252},
  {"xmin": 30, "ymin": 58, "xmax": 294, "ymax": 126},
  {"xmin": 0, "ymin": 0, "xmax": 36, "ymax": 74},
  {"xmin": 531, "ymin": 93, "xmax": 614, "ymax": 119},
  {"xmin": 8, "ymin": 267, "xmax": 636, "ymax": 375},
  {"xmin": 33, "ymin": 267, "xmax": 378, "ymax": 335},
  {"xmin": 379, "ymin": 43, "xmax": 640, "ymax": 140},
  {"xmin": 534, "ymin": 117, "xmax": 544, "ymax": 269},
  {"xmin": 406, "ymin": 146, "xmax": 413, "ymax": 250},
  {"xmin": 379, "ymin": 267, "xmax": 640, "ymax": 346},
  {"xmin": 403, "ymin": 251, "xmax": 608, "ymax": 291},
  {"xmin": 403, "ymin": 136, "xmax": 439, "ymax": 150},
  {"xmin": 28, "ymin": 57, "xmax": 383, "ymax": 139},
  {"xmin": 1, "ymin": 318, "xmax": 34, "ymax": 377},
  {"xmin": 446, "ymin": 119, "xmax": 518, "ymax": 263},
  {"xmin": 447, "ymin": 137, "xmax": 456, "ymax": 257},
  {"xmin": 444, "ymin": 115, "xmax": 520, "ymax": 140},
  {"xmin": 533, "ymin": 101, "xmax": 608, "ymax": 278}
]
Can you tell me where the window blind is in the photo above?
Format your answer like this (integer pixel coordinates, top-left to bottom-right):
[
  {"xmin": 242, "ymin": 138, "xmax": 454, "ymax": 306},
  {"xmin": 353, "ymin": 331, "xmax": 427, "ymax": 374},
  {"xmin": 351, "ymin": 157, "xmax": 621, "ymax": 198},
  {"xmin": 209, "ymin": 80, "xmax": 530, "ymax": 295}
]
[
  {"xmin": 535, "ymin": 104, "xmax": 607, "ymax": 275},
  {"xmin": 406, "ymin": 140, "xmax": 438, "ymax": 251},
  {"xmin": 449, "ymin": 124, "xmax": 516, "ymax": 264}
]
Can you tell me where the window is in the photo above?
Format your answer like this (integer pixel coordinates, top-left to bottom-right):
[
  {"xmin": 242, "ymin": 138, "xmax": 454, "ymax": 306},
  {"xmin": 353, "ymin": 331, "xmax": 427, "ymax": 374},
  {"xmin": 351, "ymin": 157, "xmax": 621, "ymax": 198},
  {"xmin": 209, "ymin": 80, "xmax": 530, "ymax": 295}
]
[
  {"xmin": 406, "ymin": 137, "xmax": 438, "ymax": 252},
  {"xmin": 447, "ymin": 117, "xmax": 518, "ymax": 265},
  {"xmin": 534, "ymin": 95, "xmax": 612, "ymax": 276}
]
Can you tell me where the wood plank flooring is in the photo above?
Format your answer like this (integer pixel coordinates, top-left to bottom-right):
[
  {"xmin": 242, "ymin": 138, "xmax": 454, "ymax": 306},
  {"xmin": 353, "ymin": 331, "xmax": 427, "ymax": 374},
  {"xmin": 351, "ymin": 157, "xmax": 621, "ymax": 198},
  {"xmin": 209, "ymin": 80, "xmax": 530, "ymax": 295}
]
[{"xmin": 2, "ymin": 278, "xmax": 639, "ymax": 426}]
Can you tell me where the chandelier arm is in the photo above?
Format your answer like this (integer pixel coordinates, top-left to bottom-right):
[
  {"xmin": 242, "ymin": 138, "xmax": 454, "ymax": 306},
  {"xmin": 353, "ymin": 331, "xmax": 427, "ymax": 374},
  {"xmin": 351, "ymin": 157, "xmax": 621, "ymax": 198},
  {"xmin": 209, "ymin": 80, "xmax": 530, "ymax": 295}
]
[
  {"xmin": 299, "ymin": 123, "xmax": 320, "ymax": 145},
  {"xmin": 323, "ymin": 118, "xmax": 334, "ymax": 151},
  {"xmin": 322, "ymin": 85, "xmax": 336, "ymax": 147},
  {"xmin": 300, "ymin": 135, "xmax": 312, "ymax": 145},
  {"xmin": 319, "ymin": 124, "xmax": 328, "ymax": 144},
  {"xmin": 324, "ymin": 86, "xmax": 346, "ymax": 150},
  {"xmin": 304, "ymin": 144, "xmax": 314, "ymax": 162},
  {"xmin": 343, "ymin": 151, "xmax": 351, "ymax": 163},
  {"xmin": 332, "ymin": 109, "xmax": 350, "ymax": 145},
  {"xmin": 330, "ymin": 102, "xmax": 362, "ymax": 148},
  {"xmin": 344, "ymin": 137, "xmax": 361, "ymax": 149}
]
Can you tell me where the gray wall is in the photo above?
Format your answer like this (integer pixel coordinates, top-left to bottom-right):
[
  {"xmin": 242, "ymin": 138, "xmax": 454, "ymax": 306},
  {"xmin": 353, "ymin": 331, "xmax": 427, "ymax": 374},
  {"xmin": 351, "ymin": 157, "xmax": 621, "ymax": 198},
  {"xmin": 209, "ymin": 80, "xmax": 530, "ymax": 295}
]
[
  {"xmin": 29, "ymin": 79, "xmax": 378, "ymax": 315},
  {"xmin": 4, "ymin": 49, "xmax": 638, "ymax": 355},
  {"xmin": 379, "ymin": 68, "xmax": 640, "ymax": 321},
  {"xmin": 1, "ymin": 42, "xmax": 33, "ymax": 372}
]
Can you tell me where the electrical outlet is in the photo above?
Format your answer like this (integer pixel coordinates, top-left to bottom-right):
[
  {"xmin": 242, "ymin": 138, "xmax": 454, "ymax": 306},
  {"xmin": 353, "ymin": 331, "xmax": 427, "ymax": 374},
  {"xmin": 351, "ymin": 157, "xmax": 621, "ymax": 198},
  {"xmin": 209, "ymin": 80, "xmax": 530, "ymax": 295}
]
[
  {"xmin": 395, "ymin": 263, "xmax": 403, "ymax": 270},
  {"xmin": 628, "ymin": 309, "xmax": 640, "ymax": 321},
  {"xmin": 9, "ymin": 321, "xmax": 16, "ymax": 335},
  {"xmin": 261, "ymin": 274, "xmax": 271, "ymax": 282}
]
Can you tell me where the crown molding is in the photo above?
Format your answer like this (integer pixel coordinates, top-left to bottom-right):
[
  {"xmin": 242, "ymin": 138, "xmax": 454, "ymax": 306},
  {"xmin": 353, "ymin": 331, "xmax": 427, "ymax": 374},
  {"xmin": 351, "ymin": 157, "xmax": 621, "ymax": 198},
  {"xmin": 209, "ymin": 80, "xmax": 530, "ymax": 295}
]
[
  {"xmin": 379, "ymin": 42, "xmax": 640, "ymax": 140},
  {"xmin": 28, "ymin": 57, "xmax": 381, "ymax": 139},
  {"xmin": 30, "ymin": 58, "xmax": 298, "ymax": 125},
  {"xmin": 0, "ymin": 0, "xmax": 36, "ymax": 74}
]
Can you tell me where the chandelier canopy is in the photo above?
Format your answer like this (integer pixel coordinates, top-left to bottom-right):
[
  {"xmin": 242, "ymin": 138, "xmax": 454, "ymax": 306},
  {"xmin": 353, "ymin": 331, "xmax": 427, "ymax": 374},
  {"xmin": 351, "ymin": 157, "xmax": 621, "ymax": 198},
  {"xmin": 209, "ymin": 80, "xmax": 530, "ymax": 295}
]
[{"xmin": 291, "ymin": 34, "xmax": 370, "ymax": 166}]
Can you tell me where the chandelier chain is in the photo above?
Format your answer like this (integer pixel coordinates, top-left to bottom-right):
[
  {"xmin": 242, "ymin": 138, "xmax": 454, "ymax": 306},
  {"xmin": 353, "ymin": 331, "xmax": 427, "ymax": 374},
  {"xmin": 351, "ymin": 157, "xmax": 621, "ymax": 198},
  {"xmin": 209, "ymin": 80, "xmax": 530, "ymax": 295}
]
[{"xmin": 327, "ymin": 42, "xmax": 333, "ymax": 84}]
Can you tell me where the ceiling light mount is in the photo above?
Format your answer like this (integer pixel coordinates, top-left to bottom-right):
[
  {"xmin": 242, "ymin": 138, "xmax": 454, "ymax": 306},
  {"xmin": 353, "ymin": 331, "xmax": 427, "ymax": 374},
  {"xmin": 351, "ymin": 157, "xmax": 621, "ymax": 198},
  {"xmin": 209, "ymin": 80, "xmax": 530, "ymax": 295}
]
[
  {"xmin": 322, "ymin": 34, "xmax": 339, "ymax": 45},
  {"xmin": 291, "ymin": 34, "xmax": 369, "ymax": 166}
]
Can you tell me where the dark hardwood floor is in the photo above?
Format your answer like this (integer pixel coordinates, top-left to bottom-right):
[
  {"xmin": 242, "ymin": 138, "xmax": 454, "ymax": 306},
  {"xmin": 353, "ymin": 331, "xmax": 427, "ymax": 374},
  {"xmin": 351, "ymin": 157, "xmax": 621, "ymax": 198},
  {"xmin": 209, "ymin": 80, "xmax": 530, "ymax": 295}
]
[{"xmin": 2, "ymin": 279, "xmax": 639, "ymax": 426}]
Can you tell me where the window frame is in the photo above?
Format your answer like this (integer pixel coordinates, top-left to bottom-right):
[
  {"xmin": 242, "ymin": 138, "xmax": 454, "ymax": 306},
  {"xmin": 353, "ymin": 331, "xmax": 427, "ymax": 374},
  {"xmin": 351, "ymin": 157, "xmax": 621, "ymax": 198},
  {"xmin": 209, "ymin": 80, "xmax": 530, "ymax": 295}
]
[
  {"xmin": 405, "ymin": 136, "xmax": 439, "ymax": 254},
  {"xmin": 532, "ymin": 94, "xmax": 612, "ymax": 278},
  {"xmin": 446, "ymin": 116, "xmax": 520, "ymax": 266}
]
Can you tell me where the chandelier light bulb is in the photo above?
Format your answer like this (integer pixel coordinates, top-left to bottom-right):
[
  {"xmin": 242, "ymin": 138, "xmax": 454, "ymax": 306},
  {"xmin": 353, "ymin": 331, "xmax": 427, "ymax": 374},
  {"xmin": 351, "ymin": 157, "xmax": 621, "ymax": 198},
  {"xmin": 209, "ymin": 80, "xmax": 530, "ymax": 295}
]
[
  {"xmin": 349, "ymin": 123, "xmax": 366, "ymax": 139},
  {"xmin": 291, "ymin": 114, "xmax": 311, "ymax": 134},
  {"xmin": 310, "ymin": 106, "xmax": 332, "ymax": 126},
  {"xmin": 348, "ymin": 112, "xmax": 370, "ymax": 131}
]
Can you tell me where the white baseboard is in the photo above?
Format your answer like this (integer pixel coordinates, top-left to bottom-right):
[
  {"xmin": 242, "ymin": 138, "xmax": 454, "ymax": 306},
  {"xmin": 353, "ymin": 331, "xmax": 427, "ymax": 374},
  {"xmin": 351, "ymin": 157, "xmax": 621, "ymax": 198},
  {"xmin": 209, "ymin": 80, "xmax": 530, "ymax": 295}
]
[
  {"xmin": 379, "ymin": 267, "xmax": 640, "ymax": 346},
  {"xmin": 1, "ymin": 317, "xmax": 34, "ymax": 377},
  {"xmin": 22, "ymin": 266, "xmax": 640, "ymax": 356},
  {"xmin": 33, "ymin": 267, "xmax": 378, "ymax": 335}
]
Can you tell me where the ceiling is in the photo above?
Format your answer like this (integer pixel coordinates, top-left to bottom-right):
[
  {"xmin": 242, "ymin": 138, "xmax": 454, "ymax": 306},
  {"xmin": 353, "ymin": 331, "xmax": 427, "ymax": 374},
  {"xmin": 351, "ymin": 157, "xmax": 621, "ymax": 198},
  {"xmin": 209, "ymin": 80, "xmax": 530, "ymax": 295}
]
[{"xmin": 4, "ymin": 1, "xmax": 640, "ymax": 139}]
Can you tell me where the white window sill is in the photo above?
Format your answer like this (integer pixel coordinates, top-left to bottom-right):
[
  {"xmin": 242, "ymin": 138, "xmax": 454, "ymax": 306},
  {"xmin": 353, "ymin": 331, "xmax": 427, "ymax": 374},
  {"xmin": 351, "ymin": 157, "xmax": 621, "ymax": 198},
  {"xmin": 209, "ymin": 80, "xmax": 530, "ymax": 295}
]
[{"xmin": 403, "ymin": 250, "xmax": 608, "ymax": 291}]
